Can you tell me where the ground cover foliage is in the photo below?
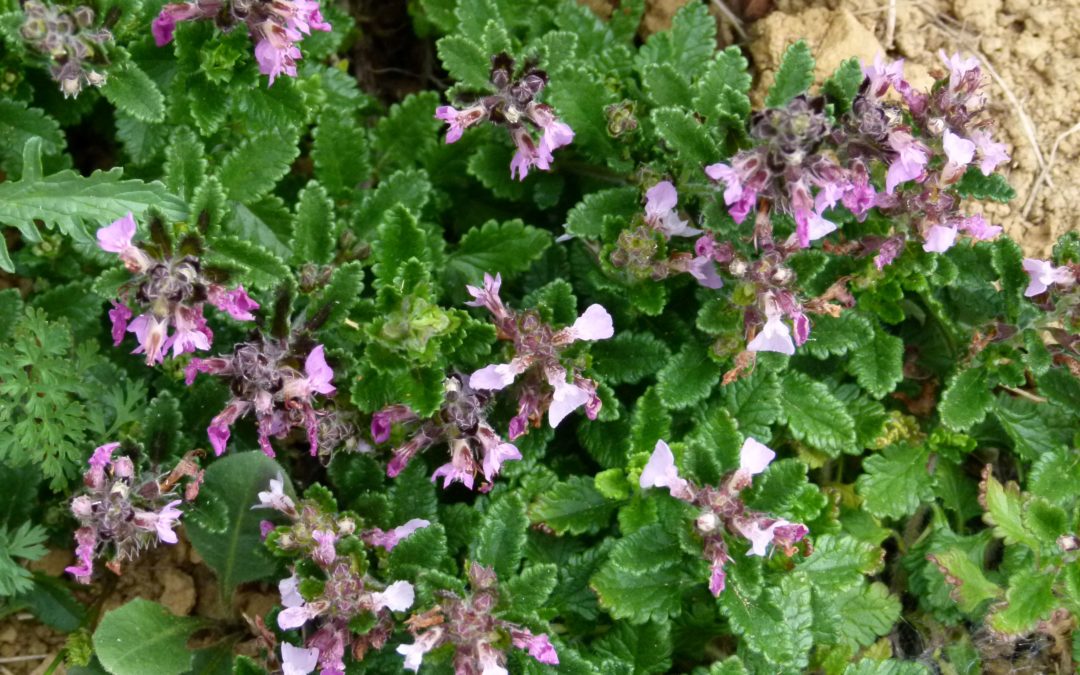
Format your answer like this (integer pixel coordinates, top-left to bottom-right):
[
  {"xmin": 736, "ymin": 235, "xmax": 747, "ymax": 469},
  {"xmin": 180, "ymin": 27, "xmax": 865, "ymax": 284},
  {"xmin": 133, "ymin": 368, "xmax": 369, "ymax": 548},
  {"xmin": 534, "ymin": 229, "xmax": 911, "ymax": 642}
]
[{"xmin": 1, "ymin": 0, "xmax": 1080, "ymax": 673}]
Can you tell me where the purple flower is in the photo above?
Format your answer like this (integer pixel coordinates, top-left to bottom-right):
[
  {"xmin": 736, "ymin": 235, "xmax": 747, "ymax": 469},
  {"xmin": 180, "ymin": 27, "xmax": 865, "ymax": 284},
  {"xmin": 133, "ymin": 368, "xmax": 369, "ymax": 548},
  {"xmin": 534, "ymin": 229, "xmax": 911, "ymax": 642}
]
[
  {"xmin": 279, "ymin": 573, "xmax": 304, "ymax": 607},
  {"xmin": 371, "ymin": 580, "xmax": 415, "ymax": 612},
  {"xmin": 639, "ymin": 440, "xmax": 692, "ymax": 501},
  {"xmin": 705, "ymin": 162, "xmax": 756, "ymax": 224},
  {"xmin": 747, "ymin": 296, "xmax": 795, "ymax": 356},
  {"xmin": 260, "ymin": 520, "xmax": 275, "ymax": 539},
  {"xmin": 71, "ymin": 495, "xmax": 94, "ymax": 518},
  {"xmin": 874, "ymin": 237, "xmax": 904, "ymax": 270},
  {"xmin": 371, "ymin": 405, "xmax": 414, "ymax": 444},
  {"xmin": 509, "ymin": 126, "xmax": 553, "ymax": 181},
  {"xmin": 65, "ymin": 527, "xmax": 96, "ymax": 584},
  {"xmin": 96, "ymin": 213, "xmax": 137, "ymax": 253},
  {"xmin": 885, "ymin": 131, "xmax": 929, "ymax": 194},
  {"xmin": 281, "ymin": 643, "xmax": 319, "ymax": 675},
  {"xmin": 939, "ymin": 50, "xmax": 980, "ymax": 89},
  {"xmin": 529, "ymin": 102, "xmax": 574, "ymax": 157},
  {"xmin": 795, "ymin": 209, "xmax": 838, "ymax": 248},
  {"xmin": 942, "ymin": 130, "xmax": 976, "ymax": 179},
  {"xmin": 209, "ymin": 285, "xmax": 260, "ymax": 321},
  {"xmin": 108, "ymin": 302, "xmax": 132, "ymax": 347},
  {"xmin": 565, "ymin": 304, "xmax": 615, "ymax": 342},
  {"xmin": 366, "ymin": 518, "xmax": 431, "ymax": 551},
  {"xmin": 922, "ymin": 225, "xmax": 958, "ymax": 253},
  {"xmin": 155, "ymin": 500, "xmax": 183, "ymax": 544},
  {"xmin": 739, "ymin": 438, "xmax": 775, "ymax": 476},
  {"xmin": 88, "ymin": 442, "xmax": 119, "ymax": 474},
  {"xmin": 208, "ymin": 423, "xmax": 230, "ymax": 456},
  {"xmin": 481, "ymin": 439, "xmax": 521, "ymax": 482},
  {"xmin": 688, "ymin": 256, "xmax": 725, "ymax": 289},
  {"xmin": 737, "ymin": 519, "xmax": 781, "ymax": 557},
  {"xmin": 253, "ymin": 473, "xmax": 295, "ymax": 513},
  {"xmin": 969, "ymin": 129, "xmax": 1009, "ymax": 175},
  {"xmin": 254, "ymin": 30, "xmax": 302, "ymax": 86},
  {"xmin": 1022, "ymin": 258, "xmax": 1075, "ymax": 297},
  {"xmin": 431, "ymin": 441, "xmax": 477, "ymax": 490},
  {"xmin": 841, "ymin": 175, "xmax": 876, "ymax": 219},
  {"xmin": 396, "ymin": 630, "xmax": 443, "ymax": 672},
  {"xmin": 435, "ymin": 105, "xmax": 478, "ymax": 144},
  {"xmin": 644, "ymin": 181, "xmax": 700, "ymax": 238},
  {"xmin": 470, "ymin": 358, "xmax": 528, "ymax": 391},
  {"xmin": 166, "ymin": 305, "xmax": 212, "ymax": 358},
  {"xmin": 512, "ymin": 631, "xmax": 559, "ymax": 666},
  {"xmin": 863, "ymin": 53, "xmax": 906, "ymax": 99}
]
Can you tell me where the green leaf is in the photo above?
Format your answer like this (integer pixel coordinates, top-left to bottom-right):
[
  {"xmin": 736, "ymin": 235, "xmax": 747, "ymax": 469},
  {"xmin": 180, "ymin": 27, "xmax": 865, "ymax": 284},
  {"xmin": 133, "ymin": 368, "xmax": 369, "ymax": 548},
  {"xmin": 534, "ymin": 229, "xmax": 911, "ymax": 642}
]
[
  {"xmin": 0, "ymin": 100, "xmax": 64, "ymax": 166},
  {"xmin": 185, "ymin": 452, "xmax": 291, "ymax": 596},
  {"xmin": 218, "ymin": 132, "xmax": 299, "ymax": 202},
  {"xmin": 591, "ymin": 332, "xmax": 671, "ymax": 385},
  {"xmin": 466, "ymin": 141, "xmax": 526, "ymax": 201},
  {"xmin": 0, "ymin": 139, "xmax": 187, "ymax": 272},
  {"xmin": 0, "ymin": 522, "xmax": 47, "ymax": 596},
  {"xmin": 503, "ymin": 564, "xmax": 558, "ymax": 613},
  {"xmin": 926, "ymin": 548, "xmax": 1002, "ymax": 613},
  {"xmin": 532, "ymin": 476, "xmax": 616, "ymax": 535},
  {"xmin": 779, "ymin": 371, "xmax": 856, "ymax": 455},
  {"xmin": 804, "ymin": 310, "xmax": 874, "ymax": 359},
  {"xmin": 695, "ymin": 46, "xmax": 752, "ymax": 109},
  {"xmin": 721, "ymin": 572, "xmax": 814, "ymax": 669},
  {"xmin": 990, "ymin": 237, "xmax": 1026, "ymax": 321},
  {"xmin": 447, "ymin": 219, "xmax": 552, "ymax": 287},
  {"xmin": 797, "ymin": 534, "xmax": 883, "ymax": 593},
  {"xmin": 312, "ymin": 111, "xmax": 369, "ymax": 197},
  {"xmin": 592, "ymin": 524, "xmax": 693, "ymax": 624},
  {"xmin": 831, "ymin": 582, "xmax": 902, "ymax": 649},
  {"xmin": 745, "ymin": 458, "xmax": 827, "ymax": 523},
  {"xmin": 100, "ymin": 61, "xmax": 166, "ymax": 123},
  {"xmin": 593, "ymin": 620, "xmax": 673, "ymax": 675},
  {"xmin": 848, "ymin": 326, "xmax": 904, "ymax": 398},
  {"xmin": 939, "ymin": 368, "xmax": 994, "ymax": 431},
  {"xmin": 373, "ymin": 91, "xmax": 441, "ymax": 173},
  {"xmin": 1038, "ymin": 367, "xmax": 1080, "ymax": 414},
  {"xmin": 93, "ymin": 599, "xmax": 201, "ymax": 675},
  {"xmin": 373, "ymin": 206, "xmax": 428, "ymax": 285},
  {"xmin": 845, "ymin": 660, "xmax": 931, "ymax": 675},
  {"xmin": 980, "ymin": 470, "xmax": 1039, "ymax": 549},
  {"xmin": 643, "ymin": 63, "xmax": 694, "ymax": 108},
  {"xmin": 629, "ymin": 387, "xmax": 672, "ymax": 455},
  {"xmin": 389, "ymin": 523, "xmax": 449, "ymax": 581},
  {"xmin": 993, "ymin": 393, "xmax": 1076, "ymax": 461},
  {"xmin": 565, "ymin": 187, "xmax": 639, "ymax": 239},
  {"xmin": 436, "ymin": 35, "xmax": 490, "ymax": 89},
  {"xmin": 546, "ymin": 67, "xmax": 619, "ymax": 163},
  {"xmin": 163, "ymin": 127, "xmax": 206, "ymax": 202},
  {"xmin": 721, "ymin": 369, "xmax": 782, "ymax": 440},
  {"xmin": 474, "ymin": 493, "xmax": 528, "ymax": 578},
  {"xmin": 656, "ymin": 343, "xmax": 722, "ymax": 410},
  {"xmin": 856, "ymin": 444, "xmax": 934, "ymax": 519},
  {"xmin": 143, "ymin": 392, "xmax": 182, "ymax": 463},
  {"xmin": 988, "ymin": 569, "xmax": 1055, "ymax": 634},
  {"xmin": 13, "ymin": 573, "xmax": 86, "ymax": 631},
  {"xmin": 651, "ymin": 107, "xmax": 719, "ymax": 167},
  {"xmin": 226, "ymin": 195, "xmax": 292, "ymax": 258},
  {"xmin": 290, "ymin": 181, "xmax": 335, "ymax": 265},
  {"xmin": 822, "ymin": 58, "xmax": 864, "ymax": 114},
  {"xmin": 637, "ymin": 0, "xmax": 715, "ymax": 77},
  {"xmin": 765, "ymin": 41, "xmax": 815, "ymax": 108},
  {"xmin": 953, "ymin": 168, "xmax": 1016, "ymax": 202},
  {"xmin": 310, "ymin": 261, "xmax": 364, "ymax": 328},
  {"xmin": 206, "ymin": 236, "xmax": 290, "ymax": 289}
]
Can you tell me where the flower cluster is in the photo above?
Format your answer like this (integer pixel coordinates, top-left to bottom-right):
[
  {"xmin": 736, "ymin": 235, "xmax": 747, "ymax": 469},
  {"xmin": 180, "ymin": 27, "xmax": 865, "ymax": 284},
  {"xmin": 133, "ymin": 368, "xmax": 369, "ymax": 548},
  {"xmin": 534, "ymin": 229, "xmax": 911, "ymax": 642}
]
[
  {"xmin": 396, "ymin": 562, "xmax": 558, "ymax": 674},
  {"xmin": 371, "ymin": 374, "xmax": 522, "ymax": 491},
  {"xmin": 435, "ymin": 53, "xmax": 574, "ymax": 180},
  {"xmin": 186, "ymin": 340, "xmax": 336, "ymax": 457},
  {"xmin": 1023, "ymin": 258, "xmax": 1077, "ymax": 298},
  {"xmin": 466, "ymin": 273, "xmax": 614, "ymax": 436},
  {"xmin": 65, "ymin": 444, "xmax": 202, "ymax": 584},
  {"xmin": 151, "ymin": 0, "xmax": 330, "ymax": 86},
  {"xmin": 96, "ymin": 212, "xmax": 259, "ymax": 366},
  {"xmin": 639, "ymin": 438, "xmax": 808, "ymax": 596},
  {"xmin": 256, "ymin": 477, "xmax": 423, "ymax": 675},
  {"xmin": 20, "ymin": 0, "xmax": 110, "ymax": 97}
]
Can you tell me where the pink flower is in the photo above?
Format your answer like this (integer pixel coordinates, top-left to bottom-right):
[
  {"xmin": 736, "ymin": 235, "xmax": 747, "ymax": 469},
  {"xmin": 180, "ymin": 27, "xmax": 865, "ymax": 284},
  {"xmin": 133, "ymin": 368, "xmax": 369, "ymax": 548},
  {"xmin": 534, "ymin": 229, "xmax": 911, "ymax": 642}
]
[
  {"xmin": 841, "ymin": 176, "xmax": 876, "ymax": 218},
  {"xmin": 509, "ymin": 127, "xmax": 553, "ymax": 181},
  {"xmin": 366, "ymin": 518, "xmax": 431, "ymax": 551},
  {"xmin": 431, "ymin": 441, "xmax": 477, "ymax": 489},
  {"xmin": 311, "ymin": 530, "xmax": 337, "ymax": 566},
  {"xmin": 71, "ymin": 495, "xmax": 94, "ymax": 519},
  {"xmin": 958, "ymin": 214, "xmax": 1002, "ymax": 241},
  {"xmin": 862, "ymin": 53, "xmax": 906, "ymax": 99},
  {"xmin": 747, "ymin": 296, "xmax": 795, "ymax": 356},
  {"xmin": 470, "ymin": 358, "xmax": 528, "ymax": 391},
  {"xmin": 639, "ymin": 440, "xmax": 692, "ymax": 501},
  {"xmin": 281, "ymin": 643, "xmax": 319, "ymax": 675},
  {"xmin": 739, "ymin": 438, "xmax": 775, "ymax": 476},
  {"xmin": 396, "ymin": 629, "xmax": 443, "ymax": 672},
  {"xmin": 737, "ymin": 519, "xmax": 782, "ymax": 556},
  {"xmin": 565, "ymin": 304, "xmax": 615, "ymax": 342},
  {"xmin": 708, "ymin": 559, "xmax": 727, "ymax": 597},
  {"xmin": 922, "ymin": 225, "xmax": 958, "ymax": 253},
  {"xmin": 279, "ymin": 574, "xmax": 304, "ymax": 608},
  {"xmin": 88, "ymin": 442, "xmax": 119, "ymax": 474},
  {"xmin": 96, "ymin": 213, "xmax": 137, "ymax": 253},
  {"xmin": 688, "ymin": 255, "xmax": 725, "ymax": 289},
  {"xmin": 166, "ymin": 305, "xmax": 212, "ymax": 358},
  {"xmin": 874, "ymin": 237, "xmax": 904, "ymax": 270},
  {"xmin": 481, "ymin": 440, "xmax": 521, "ymax": 482},
  {"xmin": 644, "ymin": 181, "xmax": 700, "ymax": 238},
  {"xmin": 795, "ymin": 209, "xmax": 837, "ymax": 248},
  {"xmin": 528, "ymin": 102, "xmax": 575, "ymax": 156},
  {"xmin": 512, "ymin": 631, "xmax": 559, "ymax": 665},
  {"xmin": 939, "ymin": 50, "xmax": 980, "ymax": 89},
  {"xmin": 108, "ymin": 302, "xmax": 132, "ymax": 347},
  {"xmin": 127, "ymin": 314, "xmax": 168, "ymax": 366},
  {"xmin": 969, "ymin": 129, "xmax": 1009, "ymax": 175},
  {"xmin": 885, "ymin": 131, "xmax": 928, "ymax": 194},
  {"xmin": 546, "ymin": 369, "xmax": 591, "ymax": 428},
  {"xmin": 134, "ymin": 500, "xmax": 183, "ymax": 544},
  {"xmin": 942, "ymin": 130, "xmax": 976, "ymax": 178},
  {"xmin": 253, "ymin": 473, "xmax": 295, "ymax": 513},
  {"xmin": 254, "ymin": 31, "xmax": 302, "ymax": 86},
  {"xmin": 65, "ymin": 527, "xmax": 96, "ymax": 584},
  {"xmin": 209, "ymin": 285, "xmax": 260, "ymax": 321},
  {"xmin": 1022, "ymin": 258, "xmax": 1075, "ymax": 297},
  {"xmin": 303, "ymin": 345, "xmax": 337, "ymax": 396},
  {"xmin": 371, "ymin": 580, "xmax": 415, "ymax": 612},
  {"xmin": 208, "ymin": 423, "xmax": 230, "ymax": 455}
]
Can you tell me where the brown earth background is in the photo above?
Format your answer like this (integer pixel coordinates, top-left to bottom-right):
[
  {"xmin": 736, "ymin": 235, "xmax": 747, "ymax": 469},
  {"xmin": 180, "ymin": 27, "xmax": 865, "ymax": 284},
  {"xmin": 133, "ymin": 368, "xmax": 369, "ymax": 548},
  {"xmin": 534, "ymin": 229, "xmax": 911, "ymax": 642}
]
[{"xmin": 3, "ymin": 0, "xmax": 1079, "ymax": 672}]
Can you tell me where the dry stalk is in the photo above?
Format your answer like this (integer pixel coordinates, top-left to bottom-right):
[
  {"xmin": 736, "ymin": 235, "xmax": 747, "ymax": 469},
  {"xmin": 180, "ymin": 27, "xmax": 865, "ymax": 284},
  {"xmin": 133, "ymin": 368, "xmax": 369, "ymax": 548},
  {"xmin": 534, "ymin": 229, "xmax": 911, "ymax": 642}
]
[
  {"xmin": 710, "ymin": 0, "xmax": 748, "ymax": 41},
  {"xmin": 1022, "ymin": 120, "xmax": 1080, "ymax": 219}
]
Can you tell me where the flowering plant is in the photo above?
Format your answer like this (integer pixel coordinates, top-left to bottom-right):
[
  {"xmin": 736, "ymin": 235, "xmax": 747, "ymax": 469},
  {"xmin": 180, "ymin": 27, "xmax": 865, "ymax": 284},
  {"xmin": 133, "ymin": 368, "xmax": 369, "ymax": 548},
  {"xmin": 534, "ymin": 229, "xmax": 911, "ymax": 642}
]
[{"xmin": 1, "ymin": 0, "xmax": 1079, "ymax": 674}]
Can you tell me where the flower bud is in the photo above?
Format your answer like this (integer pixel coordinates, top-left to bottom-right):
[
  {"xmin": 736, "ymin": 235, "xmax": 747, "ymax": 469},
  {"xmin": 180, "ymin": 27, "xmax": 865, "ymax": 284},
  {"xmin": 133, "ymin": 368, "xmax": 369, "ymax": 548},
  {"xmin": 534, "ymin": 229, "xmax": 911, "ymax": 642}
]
[
  {"xmin": 112, "ymin": 456, "xmax": 134, "ymax": 478},
  {"xmin": 696, "ymin": 512, "xmax": 719, "ymax": 533},
  {"xmin": 71, "ymin": 495, "xmax": 94, "ymax": 518}
]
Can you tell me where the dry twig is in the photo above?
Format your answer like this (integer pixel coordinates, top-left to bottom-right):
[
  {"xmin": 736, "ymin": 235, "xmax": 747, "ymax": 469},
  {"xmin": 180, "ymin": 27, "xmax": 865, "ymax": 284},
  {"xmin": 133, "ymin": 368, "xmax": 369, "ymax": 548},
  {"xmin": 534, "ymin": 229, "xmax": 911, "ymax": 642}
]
[
  {"xmin": 710, "ymin": 0, "xmax": 748, "ymax": 41},
  {"xmin": 1022, "ymin": 120, "xmax": 1080, "ymax": 219},
  {"xmin": 885, "ymin": 0, "xmax": 897, "ymax": 49}
]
